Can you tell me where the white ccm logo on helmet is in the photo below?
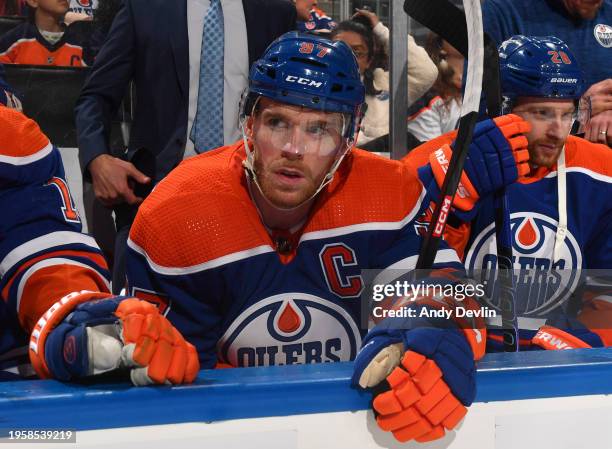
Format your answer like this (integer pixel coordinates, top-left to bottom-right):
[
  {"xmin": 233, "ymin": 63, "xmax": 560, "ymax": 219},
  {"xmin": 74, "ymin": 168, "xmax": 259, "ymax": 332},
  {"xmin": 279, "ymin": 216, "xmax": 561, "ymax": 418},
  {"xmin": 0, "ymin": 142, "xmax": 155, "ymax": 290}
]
[{"xmin": 285, "ymin": 75, "xmax": 323, "ymax": 88}]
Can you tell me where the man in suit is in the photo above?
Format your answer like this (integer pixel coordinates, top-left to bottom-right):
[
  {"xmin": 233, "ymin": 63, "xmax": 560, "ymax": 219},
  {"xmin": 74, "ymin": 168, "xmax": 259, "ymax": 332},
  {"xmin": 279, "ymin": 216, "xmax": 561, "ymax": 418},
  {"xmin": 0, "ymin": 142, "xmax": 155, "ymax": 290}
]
[{"xmin": 75, "ymin": 0, "xmax": 296, "ymax": 292}]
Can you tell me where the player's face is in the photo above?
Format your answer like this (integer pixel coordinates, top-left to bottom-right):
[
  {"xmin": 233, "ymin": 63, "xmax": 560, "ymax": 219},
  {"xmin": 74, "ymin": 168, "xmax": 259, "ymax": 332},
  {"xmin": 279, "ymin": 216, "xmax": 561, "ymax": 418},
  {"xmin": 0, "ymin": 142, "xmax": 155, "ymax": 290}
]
[
  {"xmin": 294, "ymin": 0, "xmax": 316, "ymax": 21},
  {"xmin": 562, "ymin": 0, "xmax": 603, "ymax": 19},
  {"xmin": 247, "ymin": 98, "xmax": 346, "ymax": 209},
  {"xmin": 513, "ymin": 98, "xmax": 576, "ymax": 168},
  {"xmin": 27, "ymin": 0, "xmax": 70, "ymax": 16},
  {"xmin": 332, "ymin": 31, "xmax": 371, "ymax": 75}
]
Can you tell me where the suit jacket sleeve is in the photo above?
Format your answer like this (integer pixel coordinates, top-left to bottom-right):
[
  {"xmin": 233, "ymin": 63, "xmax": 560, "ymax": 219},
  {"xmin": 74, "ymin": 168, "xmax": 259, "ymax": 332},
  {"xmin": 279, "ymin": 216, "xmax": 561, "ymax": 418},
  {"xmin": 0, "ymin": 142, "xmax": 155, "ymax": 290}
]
[{"xmin": 75, "ymin": 0, "xmax": 137, "ymax": 177}]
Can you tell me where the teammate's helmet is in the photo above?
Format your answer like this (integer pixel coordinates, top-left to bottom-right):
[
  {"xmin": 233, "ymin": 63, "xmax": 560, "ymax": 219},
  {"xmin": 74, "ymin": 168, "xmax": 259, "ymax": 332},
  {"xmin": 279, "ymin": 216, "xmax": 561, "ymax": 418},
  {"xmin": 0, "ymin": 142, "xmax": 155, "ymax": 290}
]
[
  {"xmin": 243, "ymin": 31, "xmax": 366, "ymax": 142},
  {"xmin": 499, "ymin": 35, "xmax": 585, "ymax": 108}
]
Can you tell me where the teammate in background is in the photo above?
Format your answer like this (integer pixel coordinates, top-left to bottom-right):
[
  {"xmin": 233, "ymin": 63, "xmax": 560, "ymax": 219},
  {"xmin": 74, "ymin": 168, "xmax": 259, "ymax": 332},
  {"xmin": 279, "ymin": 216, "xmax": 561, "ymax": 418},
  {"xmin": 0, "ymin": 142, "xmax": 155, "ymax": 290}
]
[
  {"xmin": 0, "ymin": 106, "xmax": 198, "ymax": 384},
  {"xmin": 0, "ymin": 0, "xmax": 92, "ymax": 66},
  {"xmin": 483, "ymin": 0, "xmax": 612, "ymax": 146},
  {"xmin": 126, "ymin": 32, "xmax": 531, "ymax": 443},
  {"xmin": 404, "ymin": 35, "xmax": 612, "ymax": 352}
]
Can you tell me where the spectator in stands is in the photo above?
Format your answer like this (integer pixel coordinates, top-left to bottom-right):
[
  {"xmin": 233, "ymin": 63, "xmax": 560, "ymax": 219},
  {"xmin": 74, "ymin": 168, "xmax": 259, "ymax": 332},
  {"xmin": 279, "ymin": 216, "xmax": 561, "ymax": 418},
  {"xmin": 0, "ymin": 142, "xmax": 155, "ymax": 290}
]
[
  {"xmin": 0, "ymin": 61, "xmax": 21, "ymax": 109},
  {"xmin": 330, "ymin": 11, "xmax": 438, "ymax": 147},
  {"xmin": 297, "ymin": 1, "xmax": 336, "ymax": 34},
  {"xmin": 75, "ymin": 0, "xmax": 296, "ymax": 293},
  {"xmin": 0, "ymin": 0, "xmax": 92, "ymax": 66},
  {"xmin": 0, "ymin": 0, "xmax": 27, "ymax": 16},
  {"xmin": 483, "ymin": 0, "xmax": 612, "ymax": 146},
  {"xmin": 407, "ymin": 34, "xmax": 464, "ymax": 144},
  {"xmin": 293, "ymin": 0, "xmax": 315, "ymax": 22}
]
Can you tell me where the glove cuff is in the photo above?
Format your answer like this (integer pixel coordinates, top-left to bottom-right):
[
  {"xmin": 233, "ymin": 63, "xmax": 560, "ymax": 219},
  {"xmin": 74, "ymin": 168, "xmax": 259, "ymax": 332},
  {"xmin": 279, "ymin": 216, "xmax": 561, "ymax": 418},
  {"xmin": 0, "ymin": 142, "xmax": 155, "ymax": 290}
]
[
  {"xmin": 532, "ymin": 325, "xmax": 593, "ymax": 350},
  {"xmin": 29, "ymin": 290, "xmax": 112, "ymax": 379}
]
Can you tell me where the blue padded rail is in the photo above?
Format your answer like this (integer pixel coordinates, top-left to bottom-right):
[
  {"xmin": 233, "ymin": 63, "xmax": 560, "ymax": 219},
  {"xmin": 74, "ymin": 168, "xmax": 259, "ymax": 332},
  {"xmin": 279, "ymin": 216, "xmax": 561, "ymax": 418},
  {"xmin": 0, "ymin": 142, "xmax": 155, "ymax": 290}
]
[{"xmin": 1, "ymin": 348, "xmax": 612, "ymax": 431}]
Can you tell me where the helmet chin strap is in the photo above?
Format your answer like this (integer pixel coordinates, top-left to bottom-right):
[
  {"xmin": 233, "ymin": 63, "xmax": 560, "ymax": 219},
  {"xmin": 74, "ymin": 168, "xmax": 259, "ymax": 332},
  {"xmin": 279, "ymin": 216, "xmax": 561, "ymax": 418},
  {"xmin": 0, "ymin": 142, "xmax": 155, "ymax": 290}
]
[{"xmin": 240, "ymin": 121, "xmax": 354, "ymax": 212}]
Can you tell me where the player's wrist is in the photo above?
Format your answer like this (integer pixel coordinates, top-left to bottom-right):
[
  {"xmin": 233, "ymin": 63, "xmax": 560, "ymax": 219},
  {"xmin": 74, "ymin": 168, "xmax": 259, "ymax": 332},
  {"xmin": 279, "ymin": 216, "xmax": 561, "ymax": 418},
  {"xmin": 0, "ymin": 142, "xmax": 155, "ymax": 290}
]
[{"xmin": 28, "ymin": 290, "xmax": 113, "ymax": 379}]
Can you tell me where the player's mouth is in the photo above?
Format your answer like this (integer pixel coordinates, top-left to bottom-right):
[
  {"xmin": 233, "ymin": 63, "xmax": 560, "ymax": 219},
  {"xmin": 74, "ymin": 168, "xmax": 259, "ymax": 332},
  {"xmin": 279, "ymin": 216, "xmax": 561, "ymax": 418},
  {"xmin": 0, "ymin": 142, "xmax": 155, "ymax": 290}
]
[
  {"xmin": 535, "ymin": 143, "xmax": 559, "ymax": 157},
  {"xmin": 274, "ymin": 168, "xmax": 305, "ymax": 186}
]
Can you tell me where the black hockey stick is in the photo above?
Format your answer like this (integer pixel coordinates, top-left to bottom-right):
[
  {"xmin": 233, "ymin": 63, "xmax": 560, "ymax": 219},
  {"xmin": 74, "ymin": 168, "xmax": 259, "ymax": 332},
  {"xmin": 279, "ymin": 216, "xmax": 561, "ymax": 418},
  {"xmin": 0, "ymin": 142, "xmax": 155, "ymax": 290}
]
[{"xmin": 406, "ymin": 0, "xmax": 519, "ymax": 350}]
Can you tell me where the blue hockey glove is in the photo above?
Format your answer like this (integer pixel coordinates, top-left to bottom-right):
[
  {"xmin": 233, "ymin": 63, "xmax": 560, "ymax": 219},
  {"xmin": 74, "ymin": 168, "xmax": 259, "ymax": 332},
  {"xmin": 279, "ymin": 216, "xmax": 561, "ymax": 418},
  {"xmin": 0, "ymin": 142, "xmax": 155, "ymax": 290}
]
[
  {"xmin": 29, "ymin": 291, "xmax": 199, "ymax": 385},
  {"xmin": 419, "ymin": 114, "xmax": 530, "ymax": 213},
  {"xmin": 353, "ymin": 324, "xmax": 478, "ymax": 443}
]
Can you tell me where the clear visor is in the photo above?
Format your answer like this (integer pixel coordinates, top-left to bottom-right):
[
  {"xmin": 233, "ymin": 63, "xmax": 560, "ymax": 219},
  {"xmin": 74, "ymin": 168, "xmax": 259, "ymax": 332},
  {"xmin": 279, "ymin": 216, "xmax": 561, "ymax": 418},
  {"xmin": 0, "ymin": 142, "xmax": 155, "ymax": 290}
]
[
  {"xmin": 249, "ymin": 98, "xmax": 351, "ymax": 158},
  {"xmin": 513, "ymin": 103, "xmax": 587, "ymax": 133}
]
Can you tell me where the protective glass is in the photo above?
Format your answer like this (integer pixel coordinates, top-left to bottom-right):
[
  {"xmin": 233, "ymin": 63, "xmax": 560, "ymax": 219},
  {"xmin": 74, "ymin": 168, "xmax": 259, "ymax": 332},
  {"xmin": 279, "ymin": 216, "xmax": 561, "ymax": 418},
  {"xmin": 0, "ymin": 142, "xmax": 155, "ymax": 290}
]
[{"xmin": 252, "ymin": 103, "xmax": 350, "ymax": 158}]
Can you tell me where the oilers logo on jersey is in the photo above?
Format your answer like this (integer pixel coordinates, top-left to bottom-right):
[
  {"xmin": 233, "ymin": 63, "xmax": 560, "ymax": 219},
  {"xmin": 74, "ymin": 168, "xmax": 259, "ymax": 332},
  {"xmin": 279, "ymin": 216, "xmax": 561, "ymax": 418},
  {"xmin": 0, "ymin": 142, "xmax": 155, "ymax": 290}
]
[
  {"xmin": 218, "ymin": 293, "xmax": 361, "ymax": 367},
  {"xmin": 465, "ymin": 212, "xmax": 582, "ymax": 317}
]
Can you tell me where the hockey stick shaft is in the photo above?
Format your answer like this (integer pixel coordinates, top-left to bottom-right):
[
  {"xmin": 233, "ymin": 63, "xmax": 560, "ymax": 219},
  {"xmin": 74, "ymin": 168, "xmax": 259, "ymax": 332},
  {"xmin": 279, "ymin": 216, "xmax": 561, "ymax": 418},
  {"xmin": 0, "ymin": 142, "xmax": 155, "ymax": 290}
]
[
  {"xmin": 406, "ymin": 0, "xmax": 519, "ymax": 350},
  {"xmin": 406, "ymin": 0, "xmax": 483, "ymax": 270}
]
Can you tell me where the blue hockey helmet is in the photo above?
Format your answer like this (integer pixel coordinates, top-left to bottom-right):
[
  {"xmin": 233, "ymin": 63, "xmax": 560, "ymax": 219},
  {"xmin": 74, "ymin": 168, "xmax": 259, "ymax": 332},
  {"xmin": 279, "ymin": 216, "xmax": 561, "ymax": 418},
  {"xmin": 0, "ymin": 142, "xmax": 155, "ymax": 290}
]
[
  {"xmin": 243, "ymin": 31, "xmax": 366, "ymax": 141},
  {"xmin": 499, "ymin": 35, "xmax": 585, "ymax": 108}
]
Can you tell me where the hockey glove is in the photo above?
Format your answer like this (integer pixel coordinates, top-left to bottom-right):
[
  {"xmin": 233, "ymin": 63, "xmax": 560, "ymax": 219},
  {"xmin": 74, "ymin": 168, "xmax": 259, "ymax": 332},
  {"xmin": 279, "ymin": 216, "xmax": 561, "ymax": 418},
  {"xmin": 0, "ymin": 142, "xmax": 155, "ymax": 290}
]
[
  {"xmin": 419, "ymin": 114, "xmax": 530, "ymax": 213},
  {"xmin": 353, "ymin": 326, "xmax": 477, "ymax": 443},
  {"xmin": 29, "ymin": 290, "xmax": 199, "ymax": 385}
]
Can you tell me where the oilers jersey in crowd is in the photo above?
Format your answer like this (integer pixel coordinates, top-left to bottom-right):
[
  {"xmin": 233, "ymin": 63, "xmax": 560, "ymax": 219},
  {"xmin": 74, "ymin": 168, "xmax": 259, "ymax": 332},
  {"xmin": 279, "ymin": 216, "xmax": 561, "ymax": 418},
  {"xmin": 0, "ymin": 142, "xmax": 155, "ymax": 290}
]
[
  {"xmin": 0, "ymin": 107, "xmax": 110, "ymax": 379},
  {"xmin": 0, "ymin": 22, "xmax": 91, "ymax": 67},
  {"xmin": 126, "ymin": 141, "xmax": 464, "ymax": 369},
  {"xmin": 297, "ymin": 7, "xmax": 337, "ymax": 34},
  {"xmin": 405, "ymin": 132, "xmax": 612, "ymax": 349},
  {"xmin": 69, "ymin": 0, "xmax": 98, "ymax": 16}
]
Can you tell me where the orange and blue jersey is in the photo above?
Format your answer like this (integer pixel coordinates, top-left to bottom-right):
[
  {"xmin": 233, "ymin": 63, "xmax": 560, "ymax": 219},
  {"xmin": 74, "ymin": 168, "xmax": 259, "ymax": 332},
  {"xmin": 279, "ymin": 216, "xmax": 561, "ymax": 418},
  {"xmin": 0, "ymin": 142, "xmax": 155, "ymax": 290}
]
[
  {"xmin": 297, "ymin": 7, "xmax": 337, "ymax": 34},
  {"xmin": 126, "ymin": 141, "xmax": 465, "ymax": 369},
  {"xmin": 0, "ymin": 107, "xmax": 109, "ymax": 379},
  {"xmin": 404, "ymin": 131, "xmax": 612, "ymax": 350},
  {"xmin": 0, "ymin": 22, "xmax": 91, "ymax": 67}
]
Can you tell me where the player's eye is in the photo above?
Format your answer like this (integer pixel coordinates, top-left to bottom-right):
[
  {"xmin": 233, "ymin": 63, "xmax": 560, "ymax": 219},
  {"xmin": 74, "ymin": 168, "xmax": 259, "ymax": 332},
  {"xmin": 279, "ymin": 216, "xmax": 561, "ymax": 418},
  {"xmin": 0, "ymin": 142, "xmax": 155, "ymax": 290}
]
[
  {"xmin": 561, "ymin": 112, "xmax": 575, "ymax": 122},
  {"xmin": 266, "ymin": 117, "xmax": 289, "ymax": 130},
  {"xmin": 532, "ymin": 109, "xmax": 552, "ymax": 120},
  {"xmin": 305, "ymin": 122, "xmax": 329, "ymax": 136}
]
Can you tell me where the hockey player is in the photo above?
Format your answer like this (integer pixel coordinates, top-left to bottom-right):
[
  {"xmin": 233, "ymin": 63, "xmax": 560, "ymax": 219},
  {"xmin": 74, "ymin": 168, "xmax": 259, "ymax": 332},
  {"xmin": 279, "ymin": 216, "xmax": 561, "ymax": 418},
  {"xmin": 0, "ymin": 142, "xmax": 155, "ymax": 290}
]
[
  {"xmin": 350, "ymin": 35, "xmax": 612, "ymax": 445},
  {"xmin": 126, "ymin": 32, "xmax": 532, "ymax": 441},
  {"xmin": 0, "ymin": 106, "xmax": 198, "ymax": 384},
  {"xmin": 403, "ymin": 35, "xmax": 612, "ymax": 352}
]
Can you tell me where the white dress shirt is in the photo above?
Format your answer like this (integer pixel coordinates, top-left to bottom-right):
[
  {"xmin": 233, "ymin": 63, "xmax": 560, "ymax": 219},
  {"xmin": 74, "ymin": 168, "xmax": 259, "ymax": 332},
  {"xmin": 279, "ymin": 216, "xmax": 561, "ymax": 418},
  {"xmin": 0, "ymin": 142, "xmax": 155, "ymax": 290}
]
[{"xmin": 184, "ymin": 0, "xmax": 249, "ymax": 158}]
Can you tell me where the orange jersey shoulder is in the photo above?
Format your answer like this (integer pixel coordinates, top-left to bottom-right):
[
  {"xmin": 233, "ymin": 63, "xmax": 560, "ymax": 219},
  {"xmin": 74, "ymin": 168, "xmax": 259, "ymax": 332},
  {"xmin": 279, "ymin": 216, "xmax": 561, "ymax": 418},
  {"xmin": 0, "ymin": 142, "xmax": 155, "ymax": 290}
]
[
  {"xmin": 129, "ymin": 142, "xmax": 270, "ymax": 269},
  {"xmin": 564, "ymin": 135, "xmax": 612, "ymax": 179},
  {"xmin": 0, "ymin": 106, "xmax": 49, "ymax": 158},
  {"xmin": 305, "ymin": 149, "xmax": 425, "ymax": 233}
]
